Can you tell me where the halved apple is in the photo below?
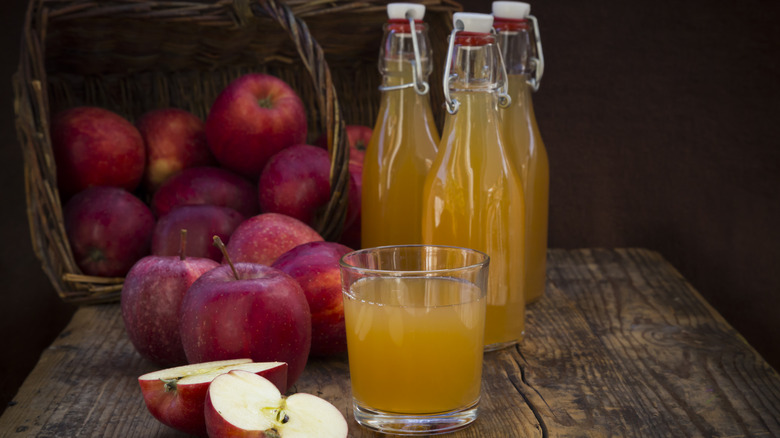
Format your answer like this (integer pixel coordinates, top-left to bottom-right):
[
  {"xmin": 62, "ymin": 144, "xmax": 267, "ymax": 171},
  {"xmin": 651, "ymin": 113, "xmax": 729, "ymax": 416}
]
[
  {"xmin": 138, "ymin": 358, "xmax": 287, "ymax": 436},
  {"xmin": 205, "ymin": 370, "xmax": 348, "ymax": 437}
]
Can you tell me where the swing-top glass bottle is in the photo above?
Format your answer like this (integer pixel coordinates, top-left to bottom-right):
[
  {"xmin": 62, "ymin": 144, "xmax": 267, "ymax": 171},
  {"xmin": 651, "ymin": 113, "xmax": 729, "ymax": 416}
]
[
  {"xmin": 422, "ymin": 12, "xmax": 527, "ymax": 351},
  {"xmin": 361, "ymin": 3, "xmax": 440, "ymax": 248},
  {"xmin": 493, "ymin": 1, "xmax": 550, "ymax": 304}
]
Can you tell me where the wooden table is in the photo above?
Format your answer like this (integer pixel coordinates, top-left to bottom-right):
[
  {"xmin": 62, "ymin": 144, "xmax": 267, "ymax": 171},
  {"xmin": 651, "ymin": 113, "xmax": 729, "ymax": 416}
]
[{"xmin": 2, "ymin": 248, "xmax": 779, "ymax": 437}]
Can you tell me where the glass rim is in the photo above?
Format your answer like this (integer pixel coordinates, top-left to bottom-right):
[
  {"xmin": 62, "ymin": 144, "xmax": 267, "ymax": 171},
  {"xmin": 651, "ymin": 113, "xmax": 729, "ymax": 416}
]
[{"xmin": 339, "ymin": 244, "xmax": 489, "ymax": 276}]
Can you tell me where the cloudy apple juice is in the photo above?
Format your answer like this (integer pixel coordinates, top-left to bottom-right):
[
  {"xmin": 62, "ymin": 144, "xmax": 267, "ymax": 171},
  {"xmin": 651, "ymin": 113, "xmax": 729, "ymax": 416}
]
[{"xmin": 343, "ymin": 276, "xmax": 485, "ymax": 414}]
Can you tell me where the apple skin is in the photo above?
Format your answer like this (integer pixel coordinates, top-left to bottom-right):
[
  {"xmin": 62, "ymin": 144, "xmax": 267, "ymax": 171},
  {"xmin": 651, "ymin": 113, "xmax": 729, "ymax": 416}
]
[
  {"xmin": 225, "ymin": 213, "xmax": 324, "ymax": 266},
  {"xmin": 179, "ymin": 262, "xmax": 312, "ymax": 389},
  {"xmin": 314, "ymin": 124, "xmax": 372, "ymax": 165},
  {"xmin": 205, "ymin": 73, "xmax": 307, "ymax": 179},
  {"xmin": 258, "ymin": 144, "xmax": 332, "ymax": 226},
  {"xmin": 121, "ymin": 254, "xmax": 219, "ymax": 366},
  {"xmin": 135, "ymin": 107, "xmax": 216, "ymax": 192},
  {"xmin": 63, "ymin": 186, "xmax": 156, "ymax": 277},
  {"xmin": 272, "ymin": 241, "xmax": 353, "ymax": 357},
  {"xmin": 51, "ymin": 106, "xmax": 145, "ymax": 198},
  {"xmin": 345, "ymin": 157, "xmax": 363, "ymax": 228},
  {"xmin": 150, "ymin": 166, "xmax": 259, "ymax": 218},
  {"xmin": 152, "ymin": 205, "xmax": 245, "ymax": 262},
  {"xmin": 337, "ymin": 158, "xmax": 363, "ymax": 249},
  {"xmin": 138, "ymin": 359, "xmax": 287, "ymax": 436}
]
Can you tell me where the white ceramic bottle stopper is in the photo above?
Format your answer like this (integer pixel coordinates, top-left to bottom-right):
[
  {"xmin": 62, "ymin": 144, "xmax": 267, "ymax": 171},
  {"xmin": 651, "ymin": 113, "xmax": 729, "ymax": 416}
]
[
  {"xmin": 452, "ymin": 12, "xmax": 494, "ymax": 33},
  {"xmin": 492, "ymin": 1, "xmax": 531, "ymax": 19},
  {"xmin": 387, "ymin": 3, "xmax": 426, "ymax": 20}
]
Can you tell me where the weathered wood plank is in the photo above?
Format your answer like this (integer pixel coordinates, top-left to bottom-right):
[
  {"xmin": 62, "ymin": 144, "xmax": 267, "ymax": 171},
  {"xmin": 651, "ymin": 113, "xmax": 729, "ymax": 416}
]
[
  {"xmin": 1, "ymin": 248, "xmax": 778, "ymax": 437},
  {"xmin": 518, "ymin": 248, "xmax": 780, "ymax": 436}
]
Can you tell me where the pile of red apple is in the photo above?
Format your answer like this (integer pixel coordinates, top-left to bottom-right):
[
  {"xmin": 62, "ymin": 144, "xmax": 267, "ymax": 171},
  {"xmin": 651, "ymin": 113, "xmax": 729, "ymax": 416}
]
[{"xmin": 51, "ymin": 73, "xmax": 371, "ymax": 436}]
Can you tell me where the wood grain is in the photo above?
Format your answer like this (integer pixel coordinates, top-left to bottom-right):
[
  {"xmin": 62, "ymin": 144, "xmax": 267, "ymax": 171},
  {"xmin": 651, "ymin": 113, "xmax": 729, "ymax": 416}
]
[{"xmin": 1, "ymin": 248, "xmax": 778, "ymax": 437}]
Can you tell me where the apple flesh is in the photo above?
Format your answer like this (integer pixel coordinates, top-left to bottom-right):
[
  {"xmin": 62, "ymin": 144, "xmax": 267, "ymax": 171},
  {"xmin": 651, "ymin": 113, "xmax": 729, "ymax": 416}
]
[
  {"xmin": 205, "ymin": 73, "xmax": 308, "ymax": 179},
  {"xmin": 272, "ymin": 241, "xmax": 353, "ymax": 357},
  {"xmin": 63, "ymin": 186, "xmax": 156, "ymax": 277},
  {"xmin": 51, "ymin": 106, "xmax": 145, "ymax": 198},
  {"xmin": 138, "ymin": 359, "xmax": 287, "ymax": 436},
  {"xmin": 121, "ymin": 251, "xmax": 219, "ymax": 366},
  {"xmin": 151, "ymin": 166, "xmax": 259, "ymax": 218},
  {"xmin": 258, "ymin": 144, "xmax": 332, "ymax": 226},
  {"xmin": 204, "ymin": 370, "xmax": 347, "ymax": 438},
  {"xmin": 151, "ymin": 205, "xmax": 245, "ymax": 262},
  {"xmin": 135, "ymin": 107, "xmax": 216, "ymax": 192},
  {"xmin": 179, "ymin": 262, "xmax": 312, "ymax": 389},
  {"xmin": 224, "ymin": 213, "xmax": 324, "ymax": 266}
]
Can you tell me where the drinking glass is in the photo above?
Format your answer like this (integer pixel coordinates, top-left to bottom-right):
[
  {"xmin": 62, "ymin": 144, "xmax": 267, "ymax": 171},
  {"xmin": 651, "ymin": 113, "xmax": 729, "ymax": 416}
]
[{"xmin": 339, "ymin": 245, "xmax": 489, "ymax": 435}]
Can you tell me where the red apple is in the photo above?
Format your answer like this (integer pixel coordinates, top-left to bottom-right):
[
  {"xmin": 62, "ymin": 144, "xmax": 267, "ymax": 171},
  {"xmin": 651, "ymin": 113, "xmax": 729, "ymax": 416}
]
[
  {"xmin": 337, "ymin": 158, "xmax": 363, "ymax": 248},
  {"xmin": 121, "ymin": 237, "xmax": 219, "ymax": 366},
  {"xmin": 258, "ymin": 144, "xmax": 331, "ymax": 226},
  {"xmin": 272, "ymin": 241, "xmax": 352, "ymax": 357},
  {"xmin": 138, "ymin": 359, "xmax": 287, "ymax": 436},
  {"xmin": 135, "ymin": 107, "xmax": 216, "ymax": 192},
  {"xmin": 152, "ymin": 205, "xmax": 245, "ymax": 262},
  {"xmin": 205, "ymin": 370, "xmax": 348, "ymax": 438},
  {"xmin": 179, "ymin": 260, "xmax": 312, "ymax": 389},
  {"xmin": 205, "ymin": 73, "xmax": 307, "ymax": 179},
  {"xmin": 51, "ymin": 106, "xmax": 145, "ymax": 198},
  {"xmin": 63, "ymin": 186, "xmax": 155, "ymax": 277},
  {"xmin": 151, "ymin": 166, "xmax": 259, "ymax": 218},
  {"xmin": 225, "ymin": 213, "xmax": 324, "ymax": 266},
  {"xmin": 345, "ymin": 159, "xmax": 363, "ymax": 228},
  {"xmin": 314, "ymin": 124, "xmax": 372, "ymax": 165}
]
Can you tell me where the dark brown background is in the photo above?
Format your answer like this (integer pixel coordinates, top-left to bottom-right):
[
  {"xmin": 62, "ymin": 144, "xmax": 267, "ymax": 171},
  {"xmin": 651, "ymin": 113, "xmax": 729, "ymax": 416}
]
[{"xmin": 1, "ymin": 0, "xmax": 778, "ymax": 414}]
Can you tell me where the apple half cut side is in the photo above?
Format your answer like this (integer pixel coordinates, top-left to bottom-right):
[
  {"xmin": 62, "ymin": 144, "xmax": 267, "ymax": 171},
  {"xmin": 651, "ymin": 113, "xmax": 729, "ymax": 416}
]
[
  {"xmin": 138, "ymin": 359, "xmax": 287, "ymax": 436},
  {"xmin": 205, "ymin": 370, "xmax": 348, "ymax": 438}
]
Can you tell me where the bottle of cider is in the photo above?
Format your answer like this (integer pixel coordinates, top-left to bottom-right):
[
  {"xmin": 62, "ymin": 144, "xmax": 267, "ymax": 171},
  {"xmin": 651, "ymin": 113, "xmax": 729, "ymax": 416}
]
[
  {"xmin": 422, "ymin": 12, "xmax": 526, "ymax": 351},
  {"xmin": 361, "ymin": 3, "xmax": 440, "ymax": 248},
  {"xmin": 493, "ymin": 1, "xmax": 550, "ymax": 304}
]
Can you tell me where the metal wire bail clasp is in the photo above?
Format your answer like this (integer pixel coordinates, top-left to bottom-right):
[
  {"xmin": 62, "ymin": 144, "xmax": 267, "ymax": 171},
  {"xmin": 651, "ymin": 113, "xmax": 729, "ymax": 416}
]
[
  {"xmin": 493, "ymin": 28, "xmax": 512, "ymax": 109},
  {"xmin": 408, "ymin": 12, "xmax": 430, "ymax": 95},
  {"xmin": 443, "ymin": 24, "xmax": 461, "ymax": 114},
  {"xmin": 528, "ymin": 15, "xmax": 545, "ymax": 92}
]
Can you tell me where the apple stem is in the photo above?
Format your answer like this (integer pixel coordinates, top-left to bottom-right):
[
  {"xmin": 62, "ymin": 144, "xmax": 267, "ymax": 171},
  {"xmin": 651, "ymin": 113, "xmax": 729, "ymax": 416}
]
[
  {"xmin": 161, "ymin": 377, "xmax": 180, "ymax": 392},
  {"xmin": 213, "ymin": 236, "xmax": 240, "ymax": 280},
  {"xmin": 179, "ymin": 229, "xmax": 188, "ymax": 261}
]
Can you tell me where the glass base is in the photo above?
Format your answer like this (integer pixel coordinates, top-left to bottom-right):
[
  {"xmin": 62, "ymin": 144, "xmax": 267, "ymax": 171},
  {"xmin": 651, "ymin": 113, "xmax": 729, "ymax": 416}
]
[
  {"xmin": 484, "ymin": 339, "xmax": 519, "ymax": 352},
  {"xmin": 352, "ymin": 399, "xmax": 479, "ymax": 435}
]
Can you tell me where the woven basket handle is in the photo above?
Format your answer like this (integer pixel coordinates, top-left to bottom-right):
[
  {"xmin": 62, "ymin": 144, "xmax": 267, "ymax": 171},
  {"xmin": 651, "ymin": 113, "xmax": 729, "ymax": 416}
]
[{"xmin": 251, "ymin": 0, "xmax": 350, "ymax": 241}]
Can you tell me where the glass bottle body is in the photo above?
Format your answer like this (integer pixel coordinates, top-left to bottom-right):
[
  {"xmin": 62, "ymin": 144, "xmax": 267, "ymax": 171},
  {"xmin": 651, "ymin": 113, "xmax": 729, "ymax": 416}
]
[
  {"xmin": 422, "ymin": 37, "xmax": 526, "ymax": 350},
  {"xmin": 362, "ymin": 22, "xmax": 440, "ymax": 248},
  {"xmin": 497, "ymin": 20, "xmax": 550, "ymax": 304}
]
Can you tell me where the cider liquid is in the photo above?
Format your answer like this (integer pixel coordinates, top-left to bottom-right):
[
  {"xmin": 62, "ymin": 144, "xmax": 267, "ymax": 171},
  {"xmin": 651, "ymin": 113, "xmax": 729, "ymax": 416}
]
[
  {"xmin": 422, "ymin": 92, "xmax": 526, "ymax": 348},
  {"xmin": 344, "ymin": 276, "xmax": 485, "ymax": 414},
  {"xmin": 502, "ymin": 75, "xmax": 550, "ymax": 304},
  {"xmin": 361, "ymin": 62, "xmax": 440, "ymax": 248}
]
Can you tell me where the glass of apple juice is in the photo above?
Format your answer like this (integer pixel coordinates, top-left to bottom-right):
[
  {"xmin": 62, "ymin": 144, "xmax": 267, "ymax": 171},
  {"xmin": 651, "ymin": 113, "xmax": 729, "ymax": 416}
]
[{"xmin": 339, "ymin": 245, "xmax": 489, "ymax": 435}]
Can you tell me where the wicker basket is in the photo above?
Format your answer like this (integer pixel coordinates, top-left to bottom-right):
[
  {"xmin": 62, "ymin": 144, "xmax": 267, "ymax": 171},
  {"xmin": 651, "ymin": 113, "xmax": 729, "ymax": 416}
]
[{"xmin": 13, "ymin": 0, "xmax": 462, "ymax": 305}]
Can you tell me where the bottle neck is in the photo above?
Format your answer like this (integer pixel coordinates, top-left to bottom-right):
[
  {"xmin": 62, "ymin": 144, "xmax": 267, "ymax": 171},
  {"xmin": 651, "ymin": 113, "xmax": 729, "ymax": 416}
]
[
  {"xmin": 493, "ymin": 18, "xmax": 536, "ymax": 78},
  {"xmin": 443, "ymin": 33, "xmax": 506, "ymax": 141},
  {"xmin": 447, "ymin": 33, "xmax": 504, "ymax": 93},
  {"xmin": 379, "ymin": 20, "xmax": 433, "ymax": 83}
]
